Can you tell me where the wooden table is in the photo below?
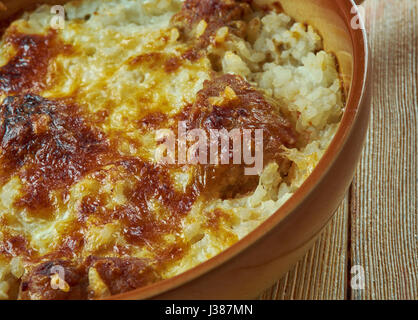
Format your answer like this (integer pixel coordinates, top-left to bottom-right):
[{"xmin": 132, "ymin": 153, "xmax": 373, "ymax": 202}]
[{"xmin": 260, "ymin": 0, "xmax": 418, "ymax": 300}]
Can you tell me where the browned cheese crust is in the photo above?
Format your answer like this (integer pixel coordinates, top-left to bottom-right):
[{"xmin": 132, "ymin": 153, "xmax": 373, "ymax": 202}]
[{"xmin": 0, "ymin": 0, "xmax": 299, "ymax": 299}]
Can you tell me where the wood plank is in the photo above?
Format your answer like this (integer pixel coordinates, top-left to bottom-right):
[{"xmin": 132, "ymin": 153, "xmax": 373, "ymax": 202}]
[
  {"xmin": 259, "ymin": 195, "xmax": 349, "ymax": 300},
  {"xmin": 349, "ymin": 0, "xmax": 418, "ymax": 300},
  {"xmin": 261, "ymin": 0, "xmax": 418, "ymax": 300}
]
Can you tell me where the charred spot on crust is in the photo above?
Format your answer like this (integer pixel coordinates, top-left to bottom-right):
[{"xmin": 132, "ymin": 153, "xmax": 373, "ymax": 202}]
[
  {"xmin": 0, "ymin": 94, "xmax": 110, "ymax": 217},
  {"xmin": 0, "ymin": 29, "xmax": 72, "ymax": 95}
]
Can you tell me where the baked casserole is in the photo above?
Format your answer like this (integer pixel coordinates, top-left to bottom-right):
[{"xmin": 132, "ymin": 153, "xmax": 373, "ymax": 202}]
[{"xmin": 0, "ymin": 0, "xmax": 344, "ymax": 299}]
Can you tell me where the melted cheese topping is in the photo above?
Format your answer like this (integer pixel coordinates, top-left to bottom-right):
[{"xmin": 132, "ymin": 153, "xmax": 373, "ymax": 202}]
[{"xmin": 0, "ymin": 0, "xmax": 344, "ymax": 299}]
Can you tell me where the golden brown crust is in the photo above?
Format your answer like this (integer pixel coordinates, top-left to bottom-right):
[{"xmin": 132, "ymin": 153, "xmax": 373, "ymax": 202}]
[
  {"xmin": 86, "ymin": 256, "xmax": 160, "ymax": 296},
  {"xmin": 0, "ymin": 94, "xmax": 110, "ymax": 218},
  {"xmin": 1, "ymin": 76, "xmax": 298, "ymax": 297},
  {"xmin": 19, "ymin": 260, "xmax": 88, "ymax": 300},
  {"xmin": 0, "ymin": 29, "xmax": 72, "ymax": 95},
  {"xmin": 19, "ymin": 257, "xmax": 159, "ymax": 300},
  {"xmin": 0, "ymin": 234, "xmax": 34, "ymax": 258},
  {"xmin": 177, "ymin": 74, "xmax": 297, "ymax": 198},
  {"xmin": 0, "ymin": 0, "xmax": 303, "ymax": 299},
  {"xmin": 172, "ymin": 0, "xmax": 252, "ymax": 43},
  {"xmin": 179, "ymin": 74, "xmax": 296, "ymax": 149},
  {"xmin": 128, "ymin": 52, "xmax": 183, "ymax": 73}
]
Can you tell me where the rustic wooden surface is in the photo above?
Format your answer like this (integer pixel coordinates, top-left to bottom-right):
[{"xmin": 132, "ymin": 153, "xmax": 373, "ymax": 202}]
[{"xmin": 260, "ymin": 0, "xmax": 418, "ymax": 300}]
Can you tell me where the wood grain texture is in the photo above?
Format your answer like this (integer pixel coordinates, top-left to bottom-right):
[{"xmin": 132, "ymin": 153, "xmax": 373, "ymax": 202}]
[
  {"xmin": 259, "ymin": 196, "xmax": 349, "ymax": 300},
  {"xmin": 260, "ymin": 0, "xmax": 418, "ymax": 300}
]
